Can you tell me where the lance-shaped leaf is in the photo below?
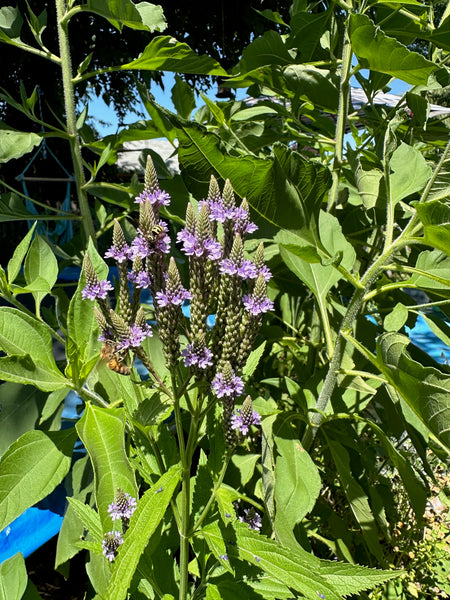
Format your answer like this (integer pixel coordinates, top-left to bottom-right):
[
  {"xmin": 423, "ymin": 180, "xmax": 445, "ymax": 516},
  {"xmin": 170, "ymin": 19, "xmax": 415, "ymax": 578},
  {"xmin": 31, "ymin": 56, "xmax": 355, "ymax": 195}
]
[
  {"xmin": 0, "ymin": 428, "xmax": 76, "ymax": 530},
  {"xmin": 349, "ymin": 13, "xmax": 437, "ymax": 85},
  {"xmin": 7, "ymin": 223, "xmax": 36, "ymax": 285},
  {"xmin": 0, "ymin": 553, "xmax": 28, "ymax": 600},
  {"xmin": 76, "ymin": 405, "xmax": 138, "ymax": 528},
  {"xmin": 24, "ymin": 234, "xmax": 58, "ymax": 314},
  {"xmin": 104, "ymin": 465, "xmax": 180, "ymax": 600}
]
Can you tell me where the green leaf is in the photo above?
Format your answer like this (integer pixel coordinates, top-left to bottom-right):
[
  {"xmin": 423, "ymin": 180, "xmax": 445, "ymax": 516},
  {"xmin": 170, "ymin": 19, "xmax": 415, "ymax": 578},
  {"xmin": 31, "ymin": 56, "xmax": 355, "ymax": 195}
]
[
  {"xmin": 274, "ymin": 425, "xmax": 321, "ymax": 536},
  {"xmin": 0, "ymin": 428, "xmax": 76, "ymax": 530},
  {"xmin": 104, "ymin": 465, "xmax": 181, "ymax": 600},
  {"xmin": 413, "ymin": 200, "xmax": 450, "ymax": 255},
  {"xmin": 288, "ymin": 11, "xmax": 331, "ymax": 62},
  {"xmin": 0, "ymin": 5, "xmax": 23, "ymax": 40},
  {"xmin": 119, "ymin": 36, "xmax": 227, "ymax": 76},
  {"xmin": 0, "ymin": 383, "xmax": 48, "ymax": 455},
  {"xmin": 278, "ymin": 211, "xmax": 355, "ymax": 301},
  {"xmin": 7, "ymin": 223, "xmax": 36, "ymax": 285},
  {"xmin": 24, "ymin": 234, "xmax": 58, "ymax": 312},
  {"xmin": 0, "ymin": 192, "xmax": 37, "ymax": 222},
  {"xmin": 376, "ymin": 332, "xmax": 450, "ymax": 449},
  {"xmin": 349, "ymin": 13, "xmax": 437, "ymax": 85},
  {"xmin": 0, "ymin": 130, "xmax": 41, "ymax": 163},
  {"xmin": 389, "ymin": 143, "xmax": 432, "ymax": 204},
  {"xmin": 239, "ymin": 30, "xmax": 293, "ymax": 71},
  {"xmin": 171, "ymin": 74, "xmax": 195, "ymax": 119},
  {"xmin": 242, "ymin": 341, "xmax": 266, "ymax": 379},
  {"xmin": 0, "ymin": 354, "xmax": 70, "ymax": 392},
  {"xmin": 231, "ymin": 454, "xmax": 260, "ymax": 487},
  {"xmin": 201, "ymin": 521, "xmax": 235, "ymax": 574},
  {"xmin": 354, "ymin": 161, "xmax": 384, "ymax": 210},
  {"xmin": 0, "ymin": 552, "xmax": 28, "ymax": 600},
  {"xmin": 80, "ymin": 0, "xmax": 166, "ymax": 32},
  {"xmin": 426, "ymin": 148, "xmax": 450, "ymax": 203},
  {"xmin": 384, "ymin": 303, "xmax": 408, "ymax": 332},
  {"xmin": 317, "ymin": 559, "xmax": 401, "ymax": 596},
  {"xmin": 408, "ymin": 250, "xmax": 450, "ymax": 297},
  {"xmin": 283, "ymin": 66, "xmax": 339, "ymax": 111},
  {"xmin": 327, "ymin": 439, "xmax": 385, "ymax": 560},
  {"xmin": 76, "ymin": 404, "xmax": 138, "ymax": 528},
  {"xmin": 66, "ymin": 497, "xmax": 103, "ymax": 543}
]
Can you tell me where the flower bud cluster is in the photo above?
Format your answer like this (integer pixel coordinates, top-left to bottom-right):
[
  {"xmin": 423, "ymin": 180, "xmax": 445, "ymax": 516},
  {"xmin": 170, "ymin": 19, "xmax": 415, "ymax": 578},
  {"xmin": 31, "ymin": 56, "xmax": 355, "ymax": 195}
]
[{"xmin": 82, "ymin": 157, "xmax": 272, "ymax": 443}]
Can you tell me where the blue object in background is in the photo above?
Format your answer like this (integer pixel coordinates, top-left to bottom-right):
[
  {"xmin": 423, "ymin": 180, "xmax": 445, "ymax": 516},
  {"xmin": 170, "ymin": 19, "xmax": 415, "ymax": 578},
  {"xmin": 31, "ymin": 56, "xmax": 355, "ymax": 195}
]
[{"xmin": 407, "ymin": 314, "xmax": 449, "ymax": 364}]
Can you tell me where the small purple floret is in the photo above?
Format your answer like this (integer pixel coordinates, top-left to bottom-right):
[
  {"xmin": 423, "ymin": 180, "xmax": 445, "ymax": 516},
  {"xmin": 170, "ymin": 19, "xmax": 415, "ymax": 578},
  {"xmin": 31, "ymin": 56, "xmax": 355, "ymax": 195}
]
[
  {"xmin": 242, "ymin": 295, "xmax": 274, "ymax": 315},
  {"xmin": 211, "ymin": 371, "xmax": 245, "ymax": 398},
  {"xmin": 231, "ymin": 409, "xmax": 261, "ymax": 436},
  {"xmin": 82, "ymin": 279, "xmax": 113, "ymax": 301},
  {"xmin": 181, "ymin": 343, "xmax": 214, "ymax": 369}
]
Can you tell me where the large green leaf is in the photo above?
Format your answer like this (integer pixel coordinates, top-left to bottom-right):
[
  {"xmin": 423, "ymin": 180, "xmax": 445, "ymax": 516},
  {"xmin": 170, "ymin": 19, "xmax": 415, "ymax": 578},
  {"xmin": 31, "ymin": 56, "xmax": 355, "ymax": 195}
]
[
  {"xmin": 408, "ymin": 250, "xmax": 450, "ymax": 298},
  {"xmin": 118, "ymin": 36, "xmax": 227, "ymax": 76},
  {"xmin": 0, "ymin": 428, "xmax": 76, "ymax": 530},
  {"xmin": 104, "ymin": 465, "xmax": 180, "ymax": 600},
  {"xmin": 76, "ymin": 404, "xmax": 138, "ymax": 528},
  {"xmin": 171, "ymin": 74, "xmax": 196, "ymax": 119},
  {"xmin": 288, "ymin": 11, "xmax": 331, "ymax": 62},
  {"xmin": 273, "ymin": 417, "xmax": 321, "ymax": 545},
  {"xmin": 283, "ymin": 66, "xmax": 339, "ymax": 112},
  {"xmin": 376, "ymin": 333, "xmax": 450, "ymax": 449},
  {"xmin": 389, "ymin": 143, "xmax": 432, "ymax": 204},
  {"xmin": 238, "ymin": 30, "xmax": 294, "ymax": 71},
  {"xmin": 349, "ymin": 13, "xmax": 437, "ymax": 85},
  {"xmin": 0, "ymin": 130, "xmax": 41, "ymax": 163}
]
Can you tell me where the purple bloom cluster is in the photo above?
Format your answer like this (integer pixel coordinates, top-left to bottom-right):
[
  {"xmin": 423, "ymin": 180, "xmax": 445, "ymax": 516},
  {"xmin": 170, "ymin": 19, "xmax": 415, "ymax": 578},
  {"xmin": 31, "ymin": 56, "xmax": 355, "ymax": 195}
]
[
  {"xmin": 155, "ymin": 286, "xmax": 191, "ymax": 307},
  {"xmin": 128, "ymin": 270, "xmax": 151, "ymax": 289},
  {"xmin": 242, "ymin": 294, "xmax": 274, "ymax": 316},
  {"xmin": 102, "ymin": 530, "xmax": 124, "ymax": 562},
  {"xmin": 129, "ymin": 226, "xmax": 171, "ymax": 259},
  {"xmin": 107, "ymin": 490, "xmax": 137, "ymax": 521},
  {"xmin": 211, "ymin": 370, "xmax": 245, "ymax": 398},
  {"xmin": 219, "ymin": 257, "xmax": 257, "ymax": 279},
  {"xmin": 181, "ymin": 343, "xmax": 213, "ymax": 369},
  {"xmin": 81, "ymin": 279, "xmax": 113, "ymax": 301},
  {"xmin": 116, "ymin": 323, "xmax": 152, "ymax": 351},
  {"xmin": 230, "ymin": 408, "xmax": 261, "ymax": 435},
  {"xmin": 104, "ymin": 243, "xmax": 129, "ymax": 263},
  {"xmin": 135, "ymin": 189, "xmax": 171, "ymax": 208},
  {"xmin": 203, "ymin": 198, "xmax": 258, "ymax": 236},
  {"xmin": 177, "ymin": 229, "xmax": 222, "ymax": 260}
]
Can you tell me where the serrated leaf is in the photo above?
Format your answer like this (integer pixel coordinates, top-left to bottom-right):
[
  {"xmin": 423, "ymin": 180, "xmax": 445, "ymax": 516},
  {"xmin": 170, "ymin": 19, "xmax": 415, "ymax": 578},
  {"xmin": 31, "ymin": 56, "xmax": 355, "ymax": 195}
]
[
  {"xmin": 66, "ymin": 497, "xmax": 103, "ymax": 543},
  {"xmin": 243, "ymin": 341, "xmax": 266, "ymax": 379},
  {"xmin": 0, "ymin": 428, "xmax": 76, "ymax": 530},
  {"xmin": 318, "ymin": 559, "xmax": 401, "ymax": 596},
  {"xmin": 7, "ymin": 223, "xmax": 36, "ymax": 285},
  {"xmin": 0, "ymin": 552, "xmax": 28, "ymax": 600},
  {"xmin": 104, "ymin": 466, "xmax": 180, "ymax": 600}
]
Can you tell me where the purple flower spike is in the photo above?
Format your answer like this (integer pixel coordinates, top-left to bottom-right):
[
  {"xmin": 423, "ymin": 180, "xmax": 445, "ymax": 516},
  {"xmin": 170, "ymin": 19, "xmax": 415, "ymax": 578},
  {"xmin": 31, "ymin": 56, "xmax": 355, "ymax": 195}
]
[
  {"xmin": 82, "ymin": 279, "xmax": 113, "ymax": 301},
  {"xmin": 108, "ymin": 489, "xmax": 137, "ymax": 521},
  {"xmin": 128, "ymin": 270, "xmax": 151, "ymax": 289},
  {"xmin": 135, "ymin": 189, "xmax": 171, "ymax": 207},
  {"xmin": 102, "ymin": 531, "xmax": 123, "ymax": 562},
  {"xmin": 182, "ymin": 343, "xmax": 213, "ymax": 369},
  {"xmin": 234, "ymin": 205, "xmax": 258, "ymax": 235},
  {"xmin": 177, "ymin": 230, "xmax": 222, "ymax": 261},
  {"xmin": 117, "ymin": 323, "xmax": 152, "ymax": 351},
  {"xmin": 231, "ymin": 408, "xmax": 261, "ymax": 435},
  {"xmin": 211, "ymin": 370, "xmax": 245, "ymax": 398}
]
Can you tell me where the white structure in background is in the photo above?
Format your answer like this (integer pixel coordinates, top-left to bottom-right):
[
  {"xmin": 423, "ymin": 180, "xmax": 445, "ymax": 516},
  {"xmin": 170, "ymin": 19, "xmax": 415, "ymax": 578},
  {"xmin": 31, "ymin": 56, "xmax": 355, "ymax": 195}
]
[{"xmin": 116, "ymin": 88, "xmax": 450, "ymax": 174}]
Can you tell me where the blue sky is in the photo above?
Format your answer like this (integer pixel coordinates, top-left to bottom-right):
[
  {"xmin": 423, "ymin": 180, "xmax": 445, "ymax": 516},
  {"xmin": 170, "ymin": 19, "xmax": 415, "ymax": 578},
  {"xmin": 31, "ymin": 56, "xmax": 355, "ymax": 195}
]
[{"xmin": 86, "ymin": 71, "xmax": 412, "ymax": 138}]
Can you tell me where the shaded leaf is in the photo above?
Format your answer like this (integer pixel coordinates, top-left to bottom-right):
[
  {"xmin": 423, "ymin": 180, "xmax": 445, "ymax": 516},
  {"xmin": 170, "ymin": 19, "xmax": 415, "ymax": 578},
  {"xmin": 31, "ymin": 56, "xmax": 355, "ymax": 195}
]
[{"xmin": 0, "ymin": 130, "xmax": 41, "ymax": 163}]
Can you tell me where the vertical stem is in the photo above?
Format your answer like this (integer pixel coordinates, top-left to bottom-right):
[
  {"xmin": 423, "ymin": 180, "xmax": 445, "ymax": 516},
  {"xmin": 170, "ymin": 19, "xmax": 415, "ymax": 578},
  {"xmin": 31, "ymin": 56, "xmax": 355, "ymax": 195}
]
[
  {"xmin": 327, "ymin": 19, "xmax": 353, "ymax": 214},
  {"xmin": 55, "ymin": 0, "xmax": 96, "ymax": 246}
]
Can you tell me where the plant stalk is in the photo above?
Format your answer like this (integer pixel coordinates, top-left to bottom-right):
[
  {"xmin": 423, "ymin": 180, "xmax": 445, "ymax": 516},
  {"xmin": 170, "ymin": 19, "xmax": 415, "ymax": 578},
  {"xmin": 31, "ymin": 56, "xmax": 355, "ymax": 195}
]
[{"xmin": 55, "ymin": 0, "xmax": 96, "ymax": 246}]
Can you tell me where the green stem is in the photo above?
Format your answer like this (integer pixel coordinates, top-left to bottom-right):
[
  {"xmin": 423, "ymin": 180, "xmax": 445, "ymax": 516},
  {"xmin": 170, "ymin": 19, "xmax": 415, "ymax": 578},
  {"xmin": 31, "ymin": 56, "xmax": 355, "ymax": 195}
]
[
  {"xmin": 327, "ymin": 19, "xmax": 353, "ymax": 213},
  {"xmin": 55, "ymin": 0, "xmax": 96, "ymax": 246},
  {"xmin": 191, "ymin": 452, "xmax": 231, "ymax": 534}
]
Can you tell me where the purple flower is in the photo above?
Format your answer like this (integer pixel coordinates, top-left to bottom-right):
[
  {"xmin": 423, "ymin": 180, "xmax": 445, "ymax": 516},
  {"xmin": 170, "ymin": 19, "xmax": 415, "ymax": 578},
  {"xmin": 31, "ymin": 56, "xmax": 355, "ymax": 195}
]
[
  {"xmin": 128, "ymin": 234, "xmax": 149, "ymax": 260},
  {"xmin": 135, "ymin": 189, "xmax": 171, "ymax": 207},
  {"xmin": 128, "ymin": 226, "xmax": 171, "ymax": 259},
  {"xmin": 234, "ymin": 205, "xmax": 258, "ymax": 235},
  {"xmin": 242, "ymin": 294, "xmax": 274, "ymax": 316},
  {"xmin": 206, "ymin": 198, "xmax": 235, "ymax": 223},
  {"xmin": 177, "ymin": 230, "xmax": 222, "ymax": 261},
  {"xmin": 108, "ymin": 489, "xmax": 137, "ymax": 521},
  {"xmin": 255, "ymin": 264, "xmax": 272, "ymax": 282},
  {"xmin": 182, "ymin": 343, "xmax": 214, "ymax": 369},
  {"xmin": 211, "ymin": 371, "xmax": 245, "ymax": 398},
  {"xmin": 117, "ymin": 323, "xmax": 152, "ymax": 350},
  {"xmin": 155, "ymin": 286, "xmax": 191, "ymax": 307},
  {"xmin": 231, "ymin": 408, "xmax": 261, "ymax": 435},
  {"xmin": 239, "ymin": 507, "xmax": 262, "ymax": 531},
  {"xmin": 219, "ymin": 554, "xmax": 229, "ymax": 561},
  {"xmin": 81, "ymin": 279, "xmax": 113, "ymax": 301},
  {"xmin": 104, "ymin": 244, "xmax": 129, "ymax": 263},
  {"xmin": 102, "ymin": 531, "xmax": 123, "ymax": 562},
  {"xmin": 219, "ymin": 258, "xmax": 257, "ymax": 279},
  {"xmin": 128, "ymin": 270, "xmax": 151, "ymax": 289}
]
